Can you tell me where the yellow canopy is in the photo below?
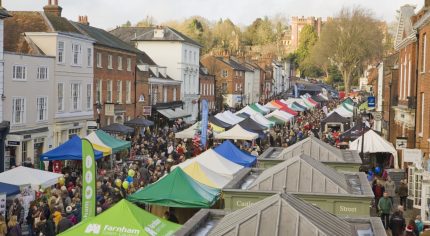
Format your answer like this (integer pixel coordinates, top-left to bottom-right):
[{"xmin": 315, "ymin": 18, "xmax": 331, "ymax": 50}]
[
  {"xmin": 182, "ymin": 162, "xmax": 230, "ymax": 188},
  {"xmin": 210, "ymin": 122, "xmax": 225, "ymax": 133},
  {"xmin": 86, "ymin": 132, "xmax": 112, "ymax": 156}
]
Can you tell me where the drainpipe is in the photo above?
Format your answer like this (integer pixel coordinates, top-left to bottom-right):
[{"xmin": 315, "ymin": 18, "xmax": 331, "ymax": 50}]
[{"xmin": 414, "ymin": 32, "xmax": 419, "ymax": 149}]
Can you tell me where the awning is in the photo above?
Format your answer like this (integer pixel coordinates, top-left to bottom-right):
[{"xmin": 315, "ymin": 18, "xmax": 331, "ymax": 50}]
[
  {"xmin": 158, "ymin": 108, "xmax": 191, "ymax": 120},
  {"xmin": 94, "ymin": 130, "xmax": 131, "ymax": 153},
  {"xmin": 85, "ymin": 132, "xmax": 113, "ymax": 156},
  {"xmin": 208, "ymin": 116, "xmax": 232, "ymax": 129},
  {"xmin": 214, "ymin": 140, "xmax": 257, "ymax": 167},
  {"xmin": 0, "ymin": 182, "xmax": 20, "ymax": 196},
  {"xmin": 41, "ymin": 135, "xmax": 104, "ymax": 161}
]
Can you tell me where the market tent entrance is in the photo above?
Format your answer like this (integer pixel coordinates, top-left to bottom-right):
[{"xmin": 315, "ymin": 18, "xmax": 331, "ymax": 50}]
[
  {"xmin": 0, "ymin": 182, "xmax": 20, "ymax": 196},
  {"xmin": 349, "ymin": 129, "xmax": 398, "ymax": 168},
  {"xmin": 101, "ymin": 123, "xmax": 134, "ymax": 135},
  {"xmin": 124, "ymin": 117, "xmax": 154, "ymax": 127},
  {"xmin": 128, "ymin": 168, "xmax": 220, "ymax": 208},
  {"xmin": 214, "ymin": 124, "xmax": 258, "ymax": 140},
  {"xmin": 214, "ymin": 140, "xmax": 257, "ymax": 167},
  {"xmin": 94, "ymin": 130, "xmax": 131, "ymax": 153},
  {"xmin": 41, "ymin": 135, "xmax": 103, "ymax": 161},
  {"xmin": 0, "ymin": 166, "xmax": 62, "ymax": 189},
  {"xmin": 59, "ymin": 199, "xmax": 180, "ymax": 236}
]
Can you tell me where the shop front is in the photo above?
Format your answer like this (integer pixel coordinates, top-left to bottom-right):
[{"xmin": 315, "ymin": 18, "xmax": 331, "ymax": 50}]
[
  {"xmin": 52, "ymin": 121, "xmax": 87, "ymax": 148},
  {"xmin": 257, "ymin": 137, "xmax": 362, "ymax": 172},
  {"xmin": 5, "ymin": 127, "xmax": 49, "ymax": 170}
]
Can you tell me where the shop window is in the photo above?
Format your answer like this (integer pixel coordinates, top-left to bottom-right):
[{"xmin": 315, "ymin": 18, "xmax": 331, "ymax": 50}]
[{"xmin": 68, "ymin": 128, "xmax": 81, "ymax": 139}]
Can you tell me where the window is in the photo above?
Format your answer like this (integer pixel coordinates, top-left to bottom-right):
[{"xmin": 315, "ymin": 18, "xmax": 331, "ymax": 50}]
[
  {"xmin": 96, "ymin": 53, "xmax": 102, "ymax": 68},
  {"xmin": 72, "ymin": 43, "xmax": 82, "ymax": 65},
  {"xmin": 422, "ymin": 33, "xmax": 427, "ymax": 73},
  {"xmin": 173, "ymin": 88, "xmax": 177, "ymax": 101},
  {"xmin": 127, "ymin": 58, "xmax": 131, "ymax": 71},
  {"xmin": 211, "ymin": 84, "xmax": 214, "ymax": 95},
  {"xmin": 107, "ymin": 80, "xmax": 112, "ymax": 102},
  {"xmin": 13, "ymin": 65, "xmax": 27, "ymax": 80},
  {"xmin": 235, "ymin": 71, "xmax": 239, "ymax": 76},
  {"xmin": 108, "ymin": 55, "xmax": 113, "ymax": 69},
  {"xmin": 87, "ymin": 48, "xmax": 93, "ymax": 67},
  {"xmin": 96, "ymin": 80, "xmax": 102, "ymax": 103},
  {"xmin": 194, "ymin": 52, "xmax": 196, "ymax": 63},
  {"xmin": 37, "ymin": 66, "xmax": 48, "ymax": 80},
  {"xmin": 235, "ymin": 83, "xmax": 238, "ymax": 92},
  {"xmin": 118, "ymin": 56, "xmax": 123, "ymax": 70},
  {"xmin": 36, "ymin": 97, "xmax": 47, "ymax": 121},
  {"xmin": 86, "ymin": 84, "xmax": 92, "ymax": 110},
  {"xmin": 222, "ymin": 70, "xmax": 228, "ymax": 78},
  {"xmin": 57, "ymin": 83, "xmax": 64, "ymax": 112},
  {"xmin": 200, "ymin": 84, "xmax": 203, "ymax": 95},
  {"xmin": 71, "ymin": 83, "xmax": 81, "ymax": 111},
  {"xmin": 21, "ymin": 141, "xmax": 27, "ymax": 163},
  {"xmin": 222, "ymin": 83, "xmax": 227, "ymax": 92},
  {"xmin": 12, "ymin": 97, "xmax": 25, "ymax": 124},
  {"xmin": 184, "ymin": 50, "xmax": 187, "ymax": 62},
  {"xmin": 163, "ymin": 87, "xmax": 167, "ymax": 102},
  {"xmin": 57, "ymin": 41, "xmax": 65, "ymax": 64},
  {"xmin": 116, "ymin": 81, "xmax": 122, "ymax": 103},
  {"xmin": 126, "ymin": 81, "xmax": 131, "ymax": 104},
  {"xmin": 68, "ymin": 128, "xmax": 81, "ymax": 139},
  {"xmin": 421, "ymin": 92, "xmax": 425, "ymax": 135},
  {"xmin": 189, "ymin": 51, "xmax": 192, "ymax": 63}
]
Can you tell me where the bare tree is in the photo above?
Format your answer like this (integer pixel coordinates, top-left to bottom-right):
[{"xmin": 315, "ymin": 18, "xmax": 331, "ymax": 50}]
[{"xmin": 315, "ymin": 7, "xmax": 384, "ymax": 93}]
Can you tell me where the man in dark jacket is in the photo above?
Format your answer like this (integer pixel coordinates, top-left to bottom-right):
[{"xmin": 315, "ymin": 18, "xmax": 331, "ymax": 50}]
[
  {"xmin": 57, "ymin": 213, "xmax": 73, "ymax": 234},
  {"xmin": 390, "ymin": 209, "xmax": 406, "ymax": 236}
]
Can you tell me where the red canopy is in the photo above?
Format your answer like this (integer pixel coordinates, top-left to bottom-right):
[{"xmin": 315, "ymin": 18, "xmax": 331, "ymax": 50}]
[
  {"xmin": 274, "ymin": 100, "xmax": 298, "ymax": 116},
  {"xmin": 307, "ymin": 97, "xmax": 319, "ymax": 106}
]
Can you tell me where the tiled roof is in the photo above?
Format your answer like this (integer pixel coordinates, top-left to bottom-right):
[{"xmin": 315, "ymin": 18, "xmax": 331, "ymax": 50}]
[
  {"xmin": 109, "ymin": 27, "xmax": 151, "ymax": 45},
  {"xmin": 72, "ymin": 22, "xmax": 139, "ymax": 53},
  {"xmin": 136, "ymin": 51, "xmax": 157, "ymax": 66},
  {"xmin": 4, "ymin": 11, "xmax": 50, "ymax": 54},
  {"xmin": 209, "ymin": 193, "xmax": 354, "ymax": 236},
  {"xmin": 216, "ymin": 57, "xmax": 252, "ymax": 71},
  {"xmin": 44, "ymin": 12, "xmax": 80, "ymax": 33},
  {"xmin": 0, "ymin": 7, "xmax": 11, "ymax": 18}
]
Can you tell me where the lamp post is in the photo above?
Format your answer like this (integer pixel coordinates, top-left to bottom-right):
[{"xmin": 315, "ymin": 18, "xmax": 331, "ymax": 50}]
[
  {"xmin": 388, "ymin": 79, "xmax": 393, "ymax": 140},
  {"xmin": 96, "ymin": 102, "xmax": 103, "ymax": 129}
]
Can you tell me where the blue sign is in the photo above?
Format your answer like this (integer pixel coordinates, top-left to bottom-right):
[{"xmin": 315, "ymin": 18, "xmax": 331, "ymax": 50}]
[
  {"xmin": 200, "ymin": 99, "xmax": 209, "ymax": 148},
  {"xmin": 368, "ymin": 96, "xmax": 375, "ymax": 108}
]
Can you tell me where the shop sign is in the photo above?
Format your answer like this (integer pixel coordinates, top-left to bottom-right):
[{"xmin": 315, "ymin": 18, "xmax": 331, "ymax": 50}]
[
  {"xmin": 235, "ymin": 199, "xmax": 256, "ymax": 208},
  {"xmin": 23, "ymin": 134, "xmax": 31, "ymax": 140},
  {"xmin": 7, "ymin": 141, "xmax": 20, "ymax": 146},
  {"xmin": 105, "ymin": 104, "xmax": 115, "ymax": 116},
  {"xmin": 396, "ymin": 137, "xmax": 408, "ymax": 149},
  {"xmin": 143, "ymin": 106, "xmax": 152, "ymax": 116}
]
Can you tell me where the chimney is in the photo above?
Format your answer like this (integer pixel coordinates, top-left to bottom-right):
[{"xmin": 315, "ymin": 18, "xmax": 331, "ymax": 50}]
[
  {"xmin": 78, "ymin": 15, "xmax": 89, "ymax": 26},
  {"xmin": 43, "ymin": 0, "xmax": 63, "ymax": 17}
]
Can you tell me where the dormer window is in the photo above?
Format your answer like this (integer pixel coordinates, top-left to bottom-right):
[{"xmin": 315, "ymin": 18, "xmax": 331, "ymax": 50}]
[{"xmin": 154, "ymin": 28, "xmax": 165, "ymax": 38}]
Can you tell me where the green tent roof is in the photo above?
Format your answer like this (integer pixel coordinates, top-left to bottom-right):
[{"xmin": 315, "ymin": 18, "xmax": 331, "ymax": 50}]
[
  {"xmin": 128, "ymin": 168, "xmax": 220, "ymax": 208},
  {"xmin": 249, "ymin": 103, "xmax": 264, "ymax": 114},
  {"xmin": 267, "ymin": 116, "xmax": 285, "ymax": 125},
  {"xmin": 59, "ymin": 199, "xmax": 180, "ymax": 236},
  {"xmin": 95, "ymin": 130, "xmax": 131, "ymax": 153}
]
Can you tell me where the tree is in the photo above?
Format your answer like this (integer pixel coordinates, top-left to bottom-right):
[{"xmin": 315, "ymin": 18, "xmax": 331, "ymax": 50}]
[
  {"xmin": 121, "ymin": 20, "xmax": 132, "ymax": 27},
  {"xmin": 316, "ymin": 7, "xmax": 383, "ymax": 93},
  {"xmin": 296, "ymin": 25, "xmax": 318, "ymax": 77},
  {"xmin": 136, "ymin": 15, "xmax": 155, "ymax": 27}
]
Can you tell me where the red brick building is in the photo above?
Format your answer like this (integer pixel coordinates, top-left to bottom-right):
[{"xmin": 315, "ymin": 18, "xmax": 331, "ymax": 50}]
[
  {"xmin": 414, "ymin": 3, "xmax": 430, "ymax": 158},
  {"xmin": 199, "ymin": 65, "xmax": 216, "ymax": 111},
  {"xmin": 73, "ymin": 18, "xmax": 137, "ymax": 127}
]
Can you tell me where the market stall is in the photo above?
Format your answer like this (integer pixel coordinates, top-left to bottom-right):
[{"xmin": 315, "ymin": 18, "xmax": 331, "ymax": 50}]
[
  {"xmin": 257, "ymin": 137, "xmax": 362, "ymax": 171},
  {"xmin": 0, "ymin": 166, "xmax": 63, "ymax": 189},
  {"xmin": 223, "ymin": 154, "xmax": 373, "ymax": 217},
  {"xmin": 90, "ymin": 130, "xmax": 131, "ymax": 154},
  {"xmin": 0, "ymin": 182, "xmax": 20, "ymax": 197},
  {"xmin": 249, "ymin": 113, "xmax": 275, "ymax": 128},
  {"xmin": 214, "ymin": 140, "xmax": 257, "ymax": 167},
  {"xmin": 214, "ymin": 124, "xmax": 258, "ymax": 141},
  {"xmin": 41, "ymin": 135, "xmax": 104, "ymax": 161},
  {"xmin": 181, "ymin": 162, "xmax": 231, "ymax": 188},
  {"xmin": 265, "ymin": 110, "xmax": 294, "ymax": 123},
  {"xmin": 254, "ymin": 103, "xmax": 270, "ymax": 114},
  {"xmin": 175, "ymin": 122, "xmax": 200, "ymax": 139},
  {"xmin": 59, "ymin": 199, "xmax": 181, "ymax": 236},
  {"xmin": 101, "ymin": 123, "xmax": 134, "ymax": 135},
  {"xmin": 320, "ymin": 111, "xmax": 351, "ymax": 132},
  {"xmin": 124, "ymin": 117, "xmax": 154, "ymax": 127}
]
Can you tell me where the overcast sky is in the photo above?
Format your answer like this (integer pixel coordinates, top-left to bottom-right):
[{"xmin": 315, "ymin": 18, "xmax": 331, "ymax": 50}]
[{"xmin": 3, "ymin": 0, "xmax": 423, "ymax": 29}]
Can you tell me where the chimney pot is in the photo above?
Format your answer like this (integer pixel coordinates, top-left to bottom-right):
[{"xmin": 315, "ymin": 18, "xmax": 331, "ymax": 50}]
[
  {"xmin": 43, "ymin": 0, "xmax": 62, "ymax": 16},
  {"xmin": 54, "ymin": 0, "xmax": 58, "ymax": 5},
  {"xmin": 48, "ymin": 0, "xmax": 52, "ymax": 5}
]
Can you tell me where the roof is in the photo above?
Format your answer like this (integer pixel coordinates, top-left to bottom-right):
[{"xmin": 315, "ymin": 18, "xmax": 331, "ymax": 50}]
[
  {"xmin": 276, "ymin": 137, "xmax": 361, "ymax": 164},
  {"xmin": 44, "ymin": 12, "xmax": 80, "ymax": 33},
  {"xmin": 321, "ymin": 111, "xmax": 350, "ymax": 124},
  {"xmin": 209, "ymin": 193, "xmax": 354, "ymax": 236},
  {"xmin": 394, "ymin": 5, "xmax": 417, "ymax": 49},
  {"xmin": 136, "ymin": 51, "xmax": 157, "ymax": 66},
  {"xmin": 72, "ymin": 22, "xmax": 139, "ymax": 53},
  {"xmin": 216, "ymin": 57, "xmax": 252, "ymax": 71},
  {"xmin": 248, "ymin": 154, "xmax": 351, "ymax": 194},
  {"xmin": 0, "ymin": 7, "xmax": 11, "ymax": 18},
  {"xmin": 110, "ymin": 26, "xmax": 201, "ymax": 47},
  {"xmin": 4, "ymin": 11, "xmax": 51, "ymax": 54}
]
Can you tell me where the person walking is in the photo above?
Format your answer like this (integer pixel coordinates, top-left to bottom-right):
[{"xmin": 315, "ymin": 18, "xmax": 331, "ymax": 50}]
[
  {"xmin": 378, "ymin": 192, "xmax": 392, "ymax": 229},
  {"xmin": 397, "ymin": 180, "xmax": 408, "ymax": 208},
  {"xmin": 384, "ymin": 177, "xmax": 396, "ymax": 205},
  {"xmin": 390, "ymin": 208, "xmax": 406, "ymax": 236}
]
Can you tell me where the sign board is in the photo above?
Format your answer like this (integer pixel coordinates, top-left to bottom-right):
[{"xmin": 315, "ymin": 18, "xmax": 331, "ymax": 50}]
[
  {"xmin": 7, "ymin": 141, "xmax": 20, "ymax": 146},
  {"xmin": 104, "ymin": 104, "xmax": 115, "ymax": 116},
  {"xmin": 396, "ymin": 137, "xmax": 408, "ymax": 149},
  {"xmin": 367, "ymin": 96, "xmax": 375, "ymax": 108},
  {"xmin": 142, "ymin": 106, "xmax": 152, "ymax": 116},
  {"xmin": 403, "ymin": 149, "xmax": 423, "ymax": 168},
  {"xmin": 373, "ymin": 112, "xmax": 382, "ymax": 121},
  {"xmin": 82, "ymin": 139, "xmax": 96, "ymax": 220}
]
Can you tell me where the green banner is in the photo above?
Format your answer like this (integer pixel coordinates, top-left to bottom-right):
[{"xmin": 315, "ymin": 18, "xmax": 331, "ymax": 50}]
[{"xmin": 82, "ymin": 138, "xmax": 96, "ymax": 220}]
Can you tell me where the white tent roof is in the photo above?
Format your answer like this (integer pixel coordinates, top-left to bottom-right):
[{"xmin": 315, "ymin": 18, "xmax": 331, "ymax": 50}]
[
  {"xmin": 214, "ymin": 124, "xmax": 259, "ymax": 140},
  {"xmin": 251, "ymin": 113, "xmax": 275, "ymax": 128},
  {"xmin": 264, "ymin": 101, "xmax": 279, "ymax": 110},
  {"xmin": 266, "ymin": 110, "xmax": 294, "ymax": 122},
  {"xmin": 181, "ymin": 162, "xmax": 232, "ymax": 188},
  {"xmin": 235, "ymin": 106, "xmax": 259, "ymax": 117},
  {"xmin": 215, "ymin": 113, "xmax": 238, "ymax": 125},
  {"xmin": 349, "ymin": 129, "xmax": 398, "ymax": 168},
  {"xmin": 284, "ymin": 98, "xmax": 309, "ymax": 109},
  {"xmin": 0, "ymin": 166, "xmax": 63, "ymax": 189},
  {"xmin": 172, "ymin": 149, "xmax": 243, "ymax": 179},
  {"xmin": 175, "ymin": 122, "xmax": 199, "ymax": 139},
  {"xmin": 254, "ymin": 103, "xmax": 270, "ymax": 114},
  {"xmin": 224, "ymin": 110, "xmax": 245, "ymax": 123},
  {"xmin": 328, "ymin": 106, "xmax": 353, "ymax": 118}
]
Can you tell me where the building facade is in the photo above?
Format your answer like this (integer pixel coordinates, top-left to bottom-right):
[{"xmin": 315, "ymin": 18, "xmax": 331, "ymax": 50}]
[
  {"xmin": 0, "ymin": 6, "xmax": 10, "ymax": 172},
  {"xmin": 199, "ymin": 65, "xmax": 216, "ymax": 111},
  {"xmin": 291, "ymin": 16, "xmax": 323, "ymax": 50}
]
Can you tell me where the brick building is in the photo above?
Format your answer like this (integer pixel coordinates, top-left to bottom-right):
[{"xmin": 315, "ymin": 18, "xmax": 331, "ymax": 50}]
[
  {"xmin": 73, "ymin": 18, "xmax": 137, "ymax": 128},
  {"xmin": 392, "ymin": 5, "xmax": 417, "ymax": 151},
  {"xmin": 199, "ymin": 64, "xmax": 216, "ymax": 111},
  {"xmin": 291, "ymin": 16, "xmax": 323, "ymax": 50},
  {"xmin": 201, "ymin": 55, "xmax": 247, "ymax": 108},
  {"xmin": 413, "ymin": 2, "xmax": 430, "ymax": 158}
]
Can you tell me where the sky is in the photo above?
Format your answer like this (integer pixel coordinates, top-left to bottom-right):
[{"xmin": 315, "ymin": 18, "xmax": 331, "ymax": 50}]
[{"xmin": 3, "ymin": 0, "xmax": 423, "ymax": 30}]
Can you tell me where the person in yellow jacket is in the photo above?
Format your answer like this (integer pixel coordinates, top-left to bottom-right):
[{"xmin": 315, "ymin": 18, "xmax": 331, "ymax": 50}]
[{"xmin": 52, "ymin": 207, "xmax": 62, "ymax": 229}]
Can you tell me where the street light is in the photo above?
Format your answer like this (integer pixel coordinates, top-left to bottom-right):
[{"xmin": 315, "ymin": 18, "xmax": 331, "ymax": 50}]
[{"xmin": 96, "ymin": 102, "xmax": 102, "ymax": 129}]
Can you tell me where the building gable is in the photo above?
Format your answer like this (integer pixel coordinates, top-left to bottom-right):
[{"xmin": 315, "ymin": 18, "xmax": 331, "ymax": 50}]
[{"xmin": 394, "ymin": 5, "xmax": 417, "ymax": 50}]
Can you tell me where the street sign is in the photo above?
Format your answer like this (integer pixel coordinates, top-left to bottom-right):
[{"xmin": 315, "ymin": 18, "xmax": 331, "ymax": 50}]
[
  {"xmin": 396, "ymin": 137, "xmax": 408, "ymax": 149},
  {"xmin": 373, "ymin": 112, "xmax": 382, "ymax": 121},
  {"xmin": 142, "ymin": 106, "xmax": 151, "ymax": 116},
  {"xmin": 368, "ymin": 96, "xmax": 375, "ymax": 108}
]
